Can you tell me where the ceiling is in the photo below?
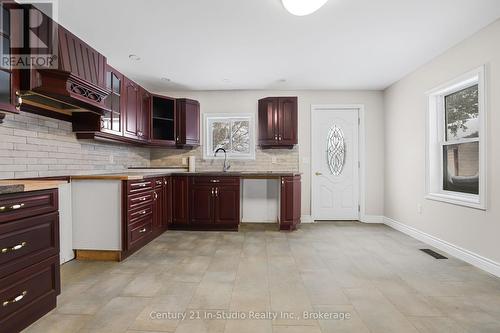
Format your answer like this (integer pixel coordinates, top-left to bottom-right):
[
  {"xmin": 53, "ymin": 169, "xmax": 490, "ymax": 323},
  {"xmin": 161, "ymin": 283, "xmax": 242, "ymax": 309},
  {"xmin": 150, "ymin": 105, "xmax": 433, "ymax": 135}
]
[{"xmin": 52, "ymin": 0, "xmax": 500, "ymax": 92}]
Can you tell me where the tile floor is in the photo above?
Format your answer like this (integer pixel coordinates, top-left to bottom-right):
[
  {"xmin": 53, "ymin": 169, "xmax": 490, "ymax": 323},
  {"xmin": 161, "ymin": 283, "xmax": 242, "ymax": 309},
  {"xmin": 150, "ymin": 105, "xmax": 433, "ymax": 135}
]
[{"xmin": 25, "ymin": 222, "xmax": 500, "ymax": 333}]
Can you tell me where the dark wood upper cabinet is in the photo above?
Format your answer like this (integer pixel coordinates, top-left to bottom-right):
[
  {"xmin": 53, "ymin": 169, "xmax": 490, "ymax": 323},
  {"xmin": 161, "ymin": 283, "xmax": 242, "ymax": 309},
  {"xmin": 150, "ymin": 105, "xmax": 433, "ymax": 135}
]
[
  {"xmin": 280, "ymin": 176, "xmax": 301, "ymax": 231},
  {"xmin": 101, "ymin": 65, "xmax": 123, "ymax": 135},
  {"xmin": 151, "ymin": 94, "xmax": 176, "ymax": 146},
  {"xmin": 176, "ymin": 98, "xmax": 200, "ymax": 147},
  {"xmin": 0, "ymin": 3, "xmax": 20, "ymax": 117},
  {"xmin": 139, "ymin": 87, "xmax": 151, "ymax": 142},
  {"xmin": 123, "ymin": 77, "xmax": 140, "ymax": 140},
  {"xmin": 258, "ymin": 97, "xmax": 297, "ymax": 148}
]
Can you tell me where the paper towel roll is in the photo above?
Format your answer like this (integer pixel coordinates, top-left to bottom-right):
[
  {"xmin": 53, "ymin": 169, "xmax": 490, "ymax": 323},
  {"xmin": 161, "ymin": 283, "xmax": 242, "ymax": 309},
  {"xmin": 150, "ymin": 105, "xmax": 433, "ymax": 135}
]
[{"xmin": 188, "ymin": 156, "xmax": 196, "ymax": 172}]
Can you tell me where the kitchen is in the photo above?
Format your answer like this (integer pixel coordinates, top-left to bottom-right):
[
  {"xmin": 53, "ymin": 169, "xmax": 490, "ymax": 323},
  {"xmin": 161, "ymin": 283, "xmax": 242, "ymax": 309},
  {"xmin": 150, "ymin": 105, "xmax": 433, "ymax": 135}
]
[{"xmin": 2, "ymin": 1, "xmax": 500, "ymax": 333}]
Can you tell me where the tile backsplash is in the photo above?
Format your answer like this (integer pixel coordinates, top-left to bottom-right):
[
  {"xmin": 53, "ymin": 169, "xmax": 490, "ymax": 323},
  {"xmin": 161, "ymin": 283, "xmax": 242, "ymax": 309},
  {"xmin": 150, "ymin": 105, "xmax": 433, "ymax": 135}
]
[
  {"xmin": 0, "ymin": 111, "xmax": 150, "ymax": 179},
  {"xmin": 150, "ymin": 146, "xmax": 299, "ymax": 172}
]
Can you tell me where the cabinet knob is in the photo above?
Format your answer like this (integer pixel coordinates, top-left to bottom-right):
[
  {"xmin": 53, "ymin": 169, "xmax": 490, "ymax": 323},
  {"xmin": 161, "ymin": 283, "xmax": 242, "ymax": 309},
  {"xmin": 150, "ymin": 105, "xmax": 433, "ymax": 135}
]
[
  {"xmin": 154, "ymin": 192, "xmax": 158, "ymax": 200},
  {"xmin": 139, "ymin": 228, "xmax": 147, "ymax": 233},
  {"xmin": 215, "ymin": 188, "xmax": 218, "ymax": 197}
]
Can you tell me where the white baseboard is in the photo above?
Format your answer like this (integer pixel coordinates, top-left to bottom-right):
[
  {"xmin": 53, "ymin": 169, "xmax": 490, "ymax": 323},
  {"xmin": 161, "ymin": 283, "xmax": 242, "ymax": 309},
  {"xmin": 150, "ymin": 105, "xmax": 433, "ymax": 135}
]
[
  {"xmin": 359, "ymin": 215, "xmax": 384, "ymax": 224},
  {"xmin": 383, "ymin": 217, "xmax": 500, "ymax": 278},
  {"xmin": 301, "ymin": 215, "xmax": 314, "ymax": 223}
]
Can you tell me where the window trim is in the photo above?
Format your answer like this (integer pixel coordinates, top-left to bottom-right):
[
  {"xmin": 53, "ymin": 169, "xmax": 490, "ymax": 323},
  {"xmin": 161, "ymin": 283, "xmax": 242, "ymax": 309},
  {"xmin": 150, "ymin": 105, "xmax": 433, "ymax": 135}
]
[
  {"xmin": 203, "ymin": 113, "xmax": 256, "ymax": 160},
  {"xmin": 425, "ymin": 66, "xmax": 487, "ymax": 210}
]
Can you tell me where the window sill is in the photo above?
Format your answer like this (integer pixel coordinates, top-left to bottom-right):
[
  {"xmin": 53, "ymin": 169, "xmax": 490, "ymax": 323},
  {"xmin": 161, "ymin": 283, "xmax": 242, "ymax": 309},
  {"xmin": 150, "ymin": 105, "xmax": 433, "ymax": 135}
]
[{"xmin": 425, "ymin": 193, "xmax": 485, "ymax": 210}]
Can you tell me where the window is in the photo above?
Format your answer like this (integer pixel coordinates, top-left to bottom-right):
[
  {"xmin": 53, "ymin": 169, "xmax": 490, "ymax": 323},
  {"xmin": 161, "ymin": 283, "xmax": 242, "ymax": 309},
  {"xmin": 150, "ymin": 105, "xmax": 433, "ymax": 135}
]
[
  {"xmin": 426, "ymin": 66, "xmax": 486, "ymax": 209},
  {"xmin": 204, "ymin": 113, "xmax": 255, "ymax": 160}
]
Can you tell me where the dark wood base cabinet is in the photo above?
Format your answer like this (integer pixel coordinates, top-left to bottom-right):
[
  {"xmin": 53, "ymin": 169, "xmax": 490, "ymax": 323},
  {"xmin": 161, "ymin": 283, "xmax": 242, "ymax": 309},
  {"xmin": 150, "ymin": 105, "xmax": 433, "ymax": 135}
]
[
  {"xmin": 0, "ymin": 189, "xmax": 60, "ymax": 333},
  {"xmin": 121, "ymin": 177, "xmax": 170, "ymax": 259},
  {"xmin": 280, "ymin": 176, "xmax": 301, "ymax": 231},
  {"xmin": 169, "ymin": 176, "xmax": 240, "ymax": 231}
]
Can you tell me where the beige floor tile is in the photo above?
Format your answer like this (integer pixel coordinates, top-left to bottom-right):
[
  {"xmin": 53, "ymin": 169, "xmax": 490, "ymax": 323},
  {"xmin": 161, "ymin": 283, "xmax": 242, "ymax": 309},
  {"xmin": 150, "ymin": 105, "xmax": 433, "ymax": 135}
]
[
  {"xmin": 82, "ymin": 296, "xmax": 151, "ymax": 332},
  {"xmin": 24, "ymin": 313, "xmax": 90, "ymax": 333},
  {"xmin": 344, "ymin": 288, "xmax": 419, "ymax": 333},
  {"xmin": 408, "ymin": 316, "xmax": 467, "ymax": 333},
  {"xmin": 314, "ymin": 305, "xmax": 370, "ymax": 333}
]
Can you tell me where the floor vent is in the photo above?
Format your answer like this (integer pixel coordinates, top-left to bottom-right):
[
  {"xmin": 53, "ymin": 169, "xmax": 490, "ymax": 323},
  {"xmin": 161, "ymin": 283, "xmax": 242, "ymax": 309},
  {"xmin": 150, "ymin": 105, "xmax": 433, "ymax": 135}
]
[{"xmin": 420, "ymin": 249, "xmax": 448, "ymax": 259}]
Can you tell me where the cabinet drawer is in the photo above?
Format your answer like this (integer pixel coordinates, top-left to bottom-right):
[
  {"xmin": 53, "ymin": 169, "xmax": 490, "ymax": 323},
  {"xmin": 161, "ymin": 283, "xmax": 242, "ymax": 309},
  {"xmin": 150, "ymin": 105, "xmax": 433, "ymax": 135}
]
[
  {"xmin": 129, "ymin": 218, "xmax": 153, "ymax": 247},
  {"xmin": 191, "ymin": 177, "xmax": 240, "ymax": 186},
  {"xmin": 0, "ymin": 190, "xmax": 58, "ymax": 224},
  {"xmin": 126, "ymin": 180, "xmax": 153, "ymax": 195},
  {"xmin": 127, "ymin": 192, "xmax": 153, "ymax": 210},
  {"xmin": 0, "ymin": 255, "xmax": 59, "ymax": 332},
  {"xmin": 128, "ymin": 204, "xmax": 153, "ymax": 225},
  {"xmin": 0, "ymin": 212, "xmax": 59, "ymax": 279}
]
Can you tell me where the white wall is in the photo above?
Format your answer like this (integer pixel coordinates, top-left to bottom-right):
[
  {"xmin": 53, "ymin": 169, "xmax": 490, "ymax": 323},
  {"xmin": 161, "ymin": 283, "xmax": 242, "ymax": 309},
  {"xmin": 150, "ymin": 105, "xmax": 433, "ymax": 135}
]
[
  {"xmin": 384, "ymin": 19, "xmax": 500, "ymax": 263},
  {"xmin": 151, "ymin": 90, "xmax": 385, "ymax": 218}
]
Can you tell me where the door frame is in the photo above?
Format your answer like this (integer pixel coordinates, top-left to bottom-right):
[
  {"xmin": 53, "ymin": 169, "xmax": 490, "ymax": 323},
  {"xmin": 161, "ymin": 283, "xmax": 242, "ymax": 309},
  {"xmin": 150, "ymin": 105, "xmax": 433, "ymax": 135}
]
[{"xmin": 310, "ymin": 104, "xmax": 366, "ymax": 221}]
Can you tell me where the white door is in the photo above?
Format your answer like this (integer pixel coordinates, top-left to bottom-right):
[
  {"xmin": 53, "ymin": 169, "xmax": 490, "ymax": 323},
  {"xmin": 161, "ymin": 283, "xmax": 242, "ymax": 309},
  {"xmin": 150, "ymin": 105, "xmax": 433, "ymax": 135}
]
[{"xmin": 312, "ymin": 107, "xmax": 359, "ymax": 220}]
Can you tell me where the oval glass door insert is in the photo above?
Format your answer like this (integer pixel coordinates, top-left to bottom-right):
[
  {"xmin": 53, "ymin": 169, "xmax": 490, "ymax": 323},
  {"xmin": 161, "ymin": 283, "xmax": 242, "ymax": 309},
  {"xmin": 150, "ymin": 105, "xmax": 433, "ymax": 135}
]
[{"xmin": 327, "ymin": 125, "xmax": 345, "ymax": 175}]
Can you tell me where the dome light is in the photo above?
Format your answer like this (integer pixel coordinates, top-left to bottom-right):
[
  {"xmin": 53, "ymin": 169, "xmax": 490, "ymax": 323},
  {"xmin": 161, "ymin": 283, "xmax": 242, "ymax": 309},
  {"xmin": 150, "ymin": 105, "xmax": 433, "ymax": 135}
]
[{"xmin": 281, "ymin": 0, "xmax": 329, "ymax": 16}]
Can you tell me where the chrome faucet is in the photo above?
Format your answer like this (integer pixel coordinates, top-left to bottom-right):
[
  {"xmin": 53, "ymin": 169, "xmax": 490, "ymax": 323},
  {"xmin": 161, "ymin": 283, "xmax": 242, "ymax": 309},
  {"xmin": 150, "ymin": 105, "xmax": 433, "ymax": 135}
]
[{"xmin": 214, "ymin": 148, "xmax": 231, "ymax": 172}]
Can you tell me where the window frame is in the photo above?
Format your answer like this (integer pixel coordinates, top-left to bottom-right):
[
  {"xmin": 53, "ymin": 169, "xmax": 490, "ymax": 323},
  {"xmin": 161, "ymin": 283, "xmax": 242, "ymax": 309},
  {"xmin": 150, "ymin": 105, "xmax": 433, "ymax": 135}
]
[
  {"xmin": 203, "ymin": 113, "xmax": 256, "ymax": 160},
  {"xmin": 426, "ymin": 66, "xmax": 487, "ymax": 210}
]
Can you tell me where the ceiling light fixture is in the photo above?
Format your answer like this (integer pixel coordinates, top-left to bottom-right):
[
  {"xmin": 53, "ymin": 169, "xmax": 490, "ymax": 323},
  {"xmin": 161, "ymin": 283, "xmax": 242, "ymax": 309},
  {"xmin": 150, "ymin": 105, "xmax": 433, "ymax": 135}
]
[
  {"xmin": 128, "ymin": 54, "xmax": 141, "ymax": 61},
  {"xmin": 281, "ymin": 0, "xmax": 329, "ymax": 16}
]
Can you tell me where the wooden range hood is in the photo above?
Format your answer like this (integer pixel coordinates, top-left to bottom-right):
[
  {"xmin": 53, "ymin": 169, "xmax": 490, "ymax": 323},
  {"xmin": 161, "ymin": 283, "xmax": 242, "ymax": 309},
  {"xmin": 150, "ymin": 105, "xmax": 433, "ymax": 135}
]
[{"xmin": 18, "ymin": 22, "xmax": 111, "ymax": 120}]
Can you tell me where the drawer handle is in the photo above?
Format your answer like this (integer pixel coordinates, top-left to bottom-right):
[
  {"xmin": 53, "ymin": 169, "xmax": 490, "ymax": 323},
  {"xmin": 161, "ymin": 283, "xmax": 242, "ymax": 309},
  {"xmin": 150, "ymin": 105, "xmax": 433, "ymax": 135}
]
[
  {"xmin": 154, "ymin": 192, "xmax": 158, "ymax": 200},
  {"xmin": 215, "ymin": 188, "xmax": 218, "ymax": 197},
  {"xmin": 0, "ymin": 203, "xmax": 25, "ymax": 213},
  {"xmin": 133, "ymin": 183, "xmax": 148, "ymax": 188},
  {"xmin": 1, "ymin": 241, "xmax": 27, "ymax": 254},
  {"xmin": 139, "ymin": 228, "xmax": 147, "ymax": 233},
  {"xmin": 3, "ymin": 291, "xmax": 27, "ymax": 307},
  {"xmin": 156, "ymin": 180, "xmax": 162, "ymax": 185},
  {"xmin": 140, "ymin": 210, "xmax": 147, "ymax": 215},
  {"xmin": 211, "ymin": 179, "xmax": 220, "ymax": 183},
  {"xmin": 139, "ymin": 197, "xmax": 147, "ymax": 202}
]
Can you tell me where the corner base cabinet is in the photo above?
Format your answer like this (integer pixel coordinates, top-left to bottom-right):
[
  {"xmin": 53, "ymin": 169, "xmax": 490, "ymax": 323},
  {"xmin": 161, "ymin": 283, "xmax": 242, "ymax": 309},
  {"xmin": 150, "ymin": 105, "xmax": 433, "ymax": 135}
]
[
  {"xmin": 0, "ymin": 189, "xmax": 60, "ymax": 333},
  {"xmin": 72, "ymin": 177, "xmax": 171, "ymax": 261}
]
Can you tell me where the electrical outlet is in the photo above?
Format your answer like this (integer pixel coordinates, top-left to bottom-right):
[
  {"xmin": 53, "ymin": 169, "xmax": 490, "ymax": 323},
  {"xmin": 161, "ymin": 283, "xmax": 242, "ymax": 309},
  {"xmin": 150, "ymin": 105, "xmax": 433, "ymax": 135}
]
[
  {"xmin": 271, "ymin": 156, "xmax": 278, "ymax": 164},
  {"xmin": 109, "ymin": 155, "xmax": 114, "ymax": 163},
  {"xmin": 182, "ymin": 157, "xmax": 188, "ymax": 165}
]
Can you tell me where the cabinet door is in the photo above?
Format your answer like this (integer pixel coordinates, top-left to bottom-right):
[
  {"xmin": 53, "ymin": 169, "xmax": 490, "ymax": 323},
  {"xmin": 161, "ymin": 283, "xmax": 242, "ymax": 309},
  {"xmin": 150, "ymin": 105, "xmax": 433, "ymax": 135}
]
[
  {"xmin": 0, "ymin": 4, "xmax": 20, "ymax": 115},
  {"xmin": 278, "ymin": 97, "xmax": 298, "ymax": 145},
  {"xmin": 189, "ymin": 185, "xmax": 214, "ymax": 225},
  {"xmin": 171, "ymin": 176, "xmax": 189, "ymax": 225},
  {"xmin": 123, "ymin": 78, "xmax": 139, "ymax": 139},
  {"xmin": 258, "ymin": 97, "xmax": 278, "ymax": 145},
  {"xmin": 280, "ymin": 176, "xmax": 301, "ymax": 230},
  {"xmin": 176, "ymin": 99, "xmax": 200, "ymax": 146},
  {"xmin": 152, "ymin": 186, "xmax": 163, "ymax": 232},
  {"xmin": 102, "ymin": 65, "xmax": 122, "ymax": 135},
  {"xmin": 163, "ymin": 177, "xmax": 172, "ymax": 227},
  {"xmin": 214, "ymin": 185, "xmax": 240, "ymax": 226},
  {"xmin": 139, "ymin": 88, "xmax": 151, "ymax": 141}
]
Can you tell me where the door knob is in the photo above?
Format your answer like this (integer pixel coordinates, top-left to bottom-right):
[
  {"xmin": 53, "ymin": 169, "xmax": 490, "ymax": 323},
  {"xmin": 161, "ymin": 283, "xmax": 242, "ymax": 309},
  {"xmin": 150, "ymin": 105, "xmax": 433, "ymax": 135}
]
[{"xmin": 315, "ymin": 172, "xmax": 322, "ymax": 176}]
